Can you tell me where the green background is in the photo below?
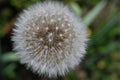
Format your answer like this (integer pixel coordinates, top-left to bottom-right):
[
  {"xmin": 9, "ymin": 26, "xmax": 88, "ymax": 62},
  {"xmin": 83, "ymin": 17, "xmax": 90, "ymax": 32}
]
[{"xmin": 0, "ymin": 0, "xmax": 120, "ymax": 80}]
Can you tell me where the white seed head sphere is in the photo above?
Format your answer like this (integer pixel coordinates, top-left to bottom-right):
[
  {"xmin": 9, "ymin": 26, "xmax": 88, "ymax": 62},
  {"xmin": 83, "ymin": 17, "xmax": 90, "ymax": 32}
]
[{"xmin": 12, "ymin": 1, "xmax": 88, "ymax": 78}]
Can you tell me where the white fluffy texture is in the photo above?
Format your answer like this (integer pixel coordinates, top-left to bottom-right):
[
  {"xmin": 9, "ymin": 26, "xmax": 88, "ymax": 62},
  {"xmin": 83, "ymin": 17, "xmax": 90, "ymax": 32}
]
[{"xmin": 12, "ymin": 1, "xmax": 88, "ymax": 78}]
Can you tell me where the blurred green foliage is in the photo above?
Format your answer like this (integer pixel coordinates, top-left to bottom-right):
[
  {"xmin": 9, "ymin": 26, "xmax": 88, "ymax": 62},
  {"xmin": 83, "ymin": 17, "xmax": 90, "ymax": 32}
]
[{"xmin": 0, "ymin": 0, "xmax": 120, "ymax": 80}]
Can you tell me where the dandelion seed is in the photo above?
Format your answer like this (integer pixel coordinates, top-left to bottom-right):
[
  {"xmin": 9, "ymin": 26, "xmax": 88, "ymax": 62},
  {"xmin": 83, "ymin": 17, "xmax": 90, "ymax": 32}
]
[
  {"xmin": 45, "ymin": 27, "xmax": 49, "ymax": 31},
  {"xmin": 36, "ymin": 27, "xmax": 40, "ymax": 30},
  {"xmin": 48, "ymin": 33, "xmax": 53, "ymax": 37},
  {"xmin": 55, "ymin": 26, "xmax": 59, "ymax": 30},
  {"xmin": 50, "ymin": 19, "xmax": 54, "ymax": 23},
  {"xmin": 40, "ymin": 38, "xmax": 43, "ymax": 41},
  {"xmin": 61, "ymin": 24, "xmax": 64, "ymax": 27},
  {"xmin": 49, "ymin": 39, "xmax": 52, "ymax": 42},
  {"xmin": 59, "ymin": 33, "xmax": 63, "ymax": 37},
  {"xmin": 12, "ymin": 1, "xmax": 88, "ymax": 78},
  {"xmin": 58, "ymin": 42, "xmax": 62, "ymax": 46},
  {"xmin": 67, "ymin": 23, "xmax": 70, "ymax": 26}
]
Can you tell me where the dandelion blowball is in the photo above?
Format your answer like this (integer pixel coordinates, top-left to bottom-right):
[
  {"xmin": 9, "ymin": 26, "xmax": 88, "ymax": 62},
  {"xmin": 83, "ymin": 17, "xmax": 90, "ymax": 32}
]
[{"xmin": 12, "ymin": 1, "xmax": 88, "ymax": 78}]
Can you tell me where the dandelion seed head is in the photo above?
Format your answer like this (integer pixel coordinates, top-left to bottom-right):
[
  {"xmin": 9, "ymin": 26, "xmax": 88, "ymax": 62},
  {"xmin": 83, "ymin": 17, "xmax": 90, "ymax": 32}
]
[{"xmin": 12, "ymin": 1, "xmax": 88, "ymax": 78}]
